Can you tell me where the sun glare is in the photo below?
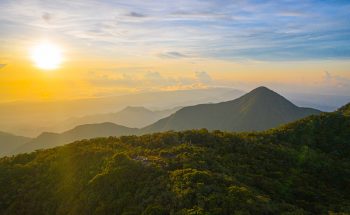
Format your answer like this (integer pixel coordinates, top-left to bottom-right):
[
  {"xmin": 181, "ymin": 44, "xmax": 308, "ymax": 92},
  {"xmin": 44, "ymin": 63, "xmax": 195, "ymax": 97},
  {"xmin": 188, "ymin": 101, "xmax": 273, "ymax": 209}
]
[{"xmin": 31, "ymin": 42, "xmax": 62, "ymax": 70}]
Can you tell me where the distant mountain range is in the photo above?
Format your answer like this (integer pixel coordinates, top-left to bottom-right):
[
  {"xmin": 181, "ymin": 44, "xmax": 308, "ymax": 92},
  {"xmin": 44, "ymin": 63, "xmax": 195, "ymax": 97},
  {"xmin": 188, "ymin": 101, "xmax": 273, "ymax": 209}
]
[
  {"xmin": 50, "ymin": 106, "xmax": 181, "ymax": 132},
  {"xmin": 3, "ymin": 86, "xmax": 323, "ymax": 156},
  {"xmin": 2, "ymin": 87, "xmax": 349, "ymax": 137},
  {"xmin": 0, "ymin": 88, "xmax": 244, "ymax": 137},
  {"xmin": 13, "ymin": 123, "xmax": 137, "ymax": 155}
]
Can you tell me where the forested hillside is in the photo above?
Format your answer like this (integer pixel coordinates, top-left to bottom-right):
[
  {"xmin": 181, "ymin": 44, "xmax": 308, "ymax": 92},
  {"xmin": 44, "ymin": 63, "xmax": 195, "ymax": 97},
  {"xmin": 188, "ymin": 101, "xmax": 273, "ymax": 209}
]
[{"xmin": 0, "ymin": 105, "xmax": 349, "ymax": 214}]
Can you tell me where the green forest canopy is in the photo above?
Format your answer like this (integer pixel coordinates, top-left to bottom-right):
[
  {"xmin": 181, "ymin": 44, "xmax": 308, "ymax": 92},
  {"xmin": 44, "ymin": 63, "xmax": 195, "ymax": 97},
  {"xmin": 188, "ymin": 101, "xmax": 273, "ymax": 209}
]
[{"xmin": 0, "ymin": 105, "xmax": 349, "ymax": 214}]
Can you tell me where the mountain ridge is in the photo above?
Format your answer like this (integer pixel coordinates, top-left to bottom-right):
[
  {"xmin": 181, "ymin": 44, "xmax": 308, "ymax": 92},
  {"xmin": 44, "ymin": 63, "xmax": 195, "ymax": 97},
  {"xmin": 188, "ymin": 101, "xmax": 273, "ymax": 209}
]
[
  {"xmin": 48, "ymin": 106, "xmax": 181, "ymax": 132},
  {"xmin": 0, "ymin": 103, "xmax": 349, "ymax": 214},
  {"xmin": 142, "ymin": 86, "xmax": 320, "ymax": 133},
  {"xmin": 0, "ymin": 131, "xmax": 31, "ymax": 157},
  {"xmin": 12, "ymin": 123, "xmax": 137, "ymax": 155},
  {"xmin": 0, "ymin": 87, "xmax": 244, "ymax": 137},
  {"xmin": 6, "ymin": 86, "xmax": 322, "ymax": 156}
]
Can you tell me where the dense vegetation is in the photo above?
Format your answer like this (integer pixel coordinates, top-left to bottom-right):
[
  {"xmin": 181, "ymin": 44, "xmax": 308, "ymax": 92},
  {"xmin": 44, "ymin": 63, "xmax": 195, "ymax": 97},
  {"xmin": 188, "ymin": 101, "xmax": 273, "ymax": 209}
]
[{"xmin": 0, "ymin": 106, "xmax": 349, "ymax": 214}]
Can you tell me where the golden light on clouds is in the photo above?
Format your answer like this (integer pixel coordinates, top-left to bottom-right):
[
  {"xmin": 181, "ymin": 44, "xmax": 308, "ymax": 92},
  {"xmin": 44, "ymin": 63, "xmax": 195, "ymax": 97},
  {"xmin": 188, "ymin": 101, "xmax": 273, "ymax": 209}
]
[{"xmin": 30, "ymin": 41, "xmax": 62, "ymax": 70}]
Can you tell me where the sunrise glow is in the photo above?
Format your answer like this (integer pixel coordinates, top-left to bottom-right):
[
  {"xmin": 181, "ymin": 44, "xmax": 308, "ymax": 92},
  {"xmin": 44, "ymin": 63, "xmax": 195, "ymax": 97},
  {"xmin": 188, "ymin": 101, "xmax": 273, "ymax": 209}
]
[{"xmin": 30, "ymin": 42, "xmax": 62, "ymax": 70}]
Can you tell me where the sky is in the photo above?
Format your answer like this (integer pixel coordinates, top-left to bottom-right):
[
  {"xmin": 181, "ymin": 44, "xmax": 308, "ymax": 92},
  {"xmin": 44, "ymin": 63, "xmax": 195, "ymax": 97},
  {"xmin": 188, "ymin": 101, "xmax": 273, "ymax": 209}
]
[{"xmin": 0, "ymin": 0, "xmax": 350, "ymax": 102}]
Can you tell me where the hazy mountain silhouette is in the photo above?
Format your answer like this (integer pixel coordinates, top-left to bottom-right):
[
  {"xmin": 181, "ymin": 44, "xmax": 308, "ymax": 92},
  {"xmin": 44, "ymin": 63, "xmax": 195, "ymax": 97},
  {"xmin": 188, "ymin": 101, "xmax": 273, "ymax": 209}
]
[
  {"xmin": 8, "ymin": 87, "xmax": 321, "ymax": 155},
  {"xmin": 12, "ymin": 123, "xmax": 137, "ymax": 155},
  {"xmin": 50, "ymin": 106, "xmax": 181, "ymax": 132},
  {"xmin": 0, "ymin": 131, "xmax": 31, "ymax": 157},
  {"xmin": 142, "ymin": 86, "xmax": 321, "ymax": 133},
  {"xmin": 0, "ymin": 88, "xmax": 243, "ymax": 137}
]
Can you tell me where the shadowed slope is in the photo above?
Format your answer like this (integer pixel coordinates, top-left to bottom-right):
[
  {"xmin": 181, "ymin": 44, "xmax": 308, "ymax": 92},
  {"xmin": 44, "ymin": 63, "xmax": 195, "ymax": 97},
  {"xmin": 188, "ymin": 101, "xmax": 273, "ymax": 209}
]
[
  {"xmin": 0, "ymin": 131, "xmax": 31, "ymax": 156},
  {"xmin": 142, "ymin": 86, "xmax": 321, "ymax": 133},
  {"xmin": 13, "ymin": 123, "xmax": 137, "ymax": 154}
]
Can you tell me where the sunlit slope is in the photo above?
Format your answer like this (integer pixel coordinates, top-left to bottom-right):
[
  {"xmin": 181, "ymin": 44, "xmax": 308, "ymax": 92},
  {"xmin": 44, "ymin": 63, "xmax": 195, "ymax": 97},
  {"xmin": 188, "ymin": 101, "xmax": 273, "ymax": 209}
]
[
  {"xmin": 0, "ymin": 104, "xmax": 349, "ymax": 214},
  {"xmin": 338, "ymin": 103, "xmax": 350, "ymax": 115},
  {"xmin": 142, "ymin": 86, "xmax": 321, "ymax": 133}
]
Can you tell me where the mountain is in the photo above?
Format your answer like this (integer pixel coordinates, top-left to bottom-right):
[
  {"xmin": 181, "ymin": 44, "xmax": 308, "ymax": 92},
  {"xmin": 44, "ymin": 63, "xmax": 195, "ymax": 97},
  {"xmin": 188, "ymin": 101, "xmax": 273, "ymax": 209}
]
[
  {"xmin": 10, "ymin": 106, "xmax": 180, "ymax": 155},
  {"xmin": 142, "ymin": 86, "xmax": 321, "ymax": 133},
  {"xmin": 8, "ymin": 86, "xmax": 321, "ymax": 155},
  {"xmin": 12, "ymin": 123, "xmax": 137, "ymax": 155},
  {"xmin": 51, "ymin": 106, "xmax": 181, "ymax": 132},
  {"xmin": 0, "ymin": 131, "xmax": 31, "ymax": 157},
  {"xmin": 0, "ymin": 104, "xmax": 349, "ymax": 214},
  {"xmin": 111, "ymin": 106, "xmax": 180, "ymax": 127},
  {"xmin": 0, "ymin": 88, "xmax": 243, "ymax": 137}
]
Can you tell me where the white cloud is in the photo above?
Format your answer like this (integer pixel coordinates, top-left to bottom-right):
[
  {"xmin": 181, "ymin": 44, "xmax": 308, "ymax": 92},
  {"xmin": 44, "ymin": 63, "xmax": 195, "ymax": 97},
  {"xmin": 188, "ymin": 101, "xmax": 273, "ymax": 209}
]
[
  {"xmin": 1, "ymin": 0, "xmax": 349, "ymax": 60},
  {"xmin": 158, "ymin": 51, "xmax": 189, "ymax": 59},
  {"xmin": 88, "ymin": 69, "xmax": 215, "ymax": 94}
]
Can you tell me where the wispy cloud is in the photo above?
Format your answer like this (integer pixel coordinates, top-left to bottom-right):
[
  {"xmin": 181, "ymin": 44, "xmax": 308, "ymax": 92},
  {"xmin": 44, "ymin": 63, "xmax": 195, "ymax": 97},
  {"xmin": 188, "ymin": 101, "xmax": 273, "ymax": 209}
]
[
  {"xmin": 41, "ymin": 12, "xmax": 52, "ymax": 23},
  {"xmin": 0, "ymin": 0, "xmax": 350, "ymax": 61},
  {"xmin": 0, "ymin": 64, "xmax": 6, "ymax": 69},
  {"xmin": 126, "ymin": 11, "xmax": 147, "ymax": 18},
  {"xmin": 277, "ymin": 11, "xmax": 308, "ymax": 17},
  {"xmin": 89, "ymin": 70, "xmax": 214, "ymax": 93},
  {"xmin": 158, "ymin": 51, "xmax": 189, "ymax": 59}
]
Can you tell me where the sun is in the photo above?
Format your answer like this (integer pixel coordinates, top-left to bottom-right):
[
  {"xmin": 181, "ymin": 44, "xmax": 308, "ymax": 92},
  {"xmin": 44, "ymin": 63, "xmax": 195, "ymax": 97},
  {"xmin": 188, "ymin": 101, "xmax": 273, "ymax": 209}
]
[{"xmin": 30, "ymin": 42, "xmax": 62, "ymax": 70}]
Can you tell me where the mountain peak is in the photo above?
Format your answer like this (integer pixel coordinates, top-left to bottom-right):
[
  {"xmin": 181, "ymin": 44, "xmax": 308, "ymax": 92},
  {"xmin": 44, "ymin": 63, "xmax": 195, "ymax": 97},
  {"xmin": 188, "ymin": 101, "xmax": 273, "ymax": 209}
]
[
  {"xmin": 240, "ymin": 86, "xmax": 291, "ymax": 106},
  {"xmin": 123, "ymin": 106, "xmax": 151, "ymax": 112},
  {"xmin": 143, "ymin": 86, "xmax": 320, "ymax": 133},
  {"xmin": 248, "ymin": 86, "xmax": 278, "ymax": 96}
]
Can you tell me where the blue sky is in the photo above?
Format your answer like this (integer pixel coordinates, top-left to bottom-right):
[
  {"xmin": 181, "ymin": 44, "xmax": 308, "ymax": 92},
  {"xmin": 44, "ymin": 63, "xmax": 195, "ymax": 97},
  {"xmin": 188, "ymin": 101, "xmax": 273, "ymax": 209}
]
[
  {"xmin": 0, "ymin": 0, "xmax": 350, "ymax": 101},
  {"xmin": 1, "ymin": 0, "xmax": 350, "ymax": 61}
]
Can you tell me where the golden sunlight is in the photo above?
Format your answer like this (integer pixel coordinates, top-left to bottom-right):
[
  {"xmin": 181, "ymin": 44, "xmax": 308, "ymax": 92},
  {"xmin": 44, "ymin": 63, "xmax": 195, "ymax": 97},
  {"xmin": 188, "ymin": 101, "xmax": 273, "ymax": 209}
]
[{"xmin": 30, "ymin": 41, "xmax": 62, "ymax": 70}]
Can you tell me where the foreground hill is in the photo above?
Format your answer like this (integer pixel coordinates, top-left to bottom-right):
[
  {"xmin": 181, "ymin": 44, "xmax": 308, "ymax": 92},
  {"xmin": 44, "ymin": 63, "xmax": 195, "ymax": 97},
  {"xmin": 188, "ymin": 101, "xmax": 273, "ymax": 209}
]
[
  {"xmin": 338, "ymin": 103, "xmax": 350, "ymax": 115},
  {"xmin": 0, "ymin": 104, "xmax": 349, "ymax": 214},
  {"xmin": 0, "ymin": 131, "xmax": 31, "ymax": 157},
  {"xmin": 142, "ymin": 86, "xmax": 321, "ymax": 133},
  {"xmin": 12, "ymin": 123, "xmax": 137, "ymax": 155}
]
